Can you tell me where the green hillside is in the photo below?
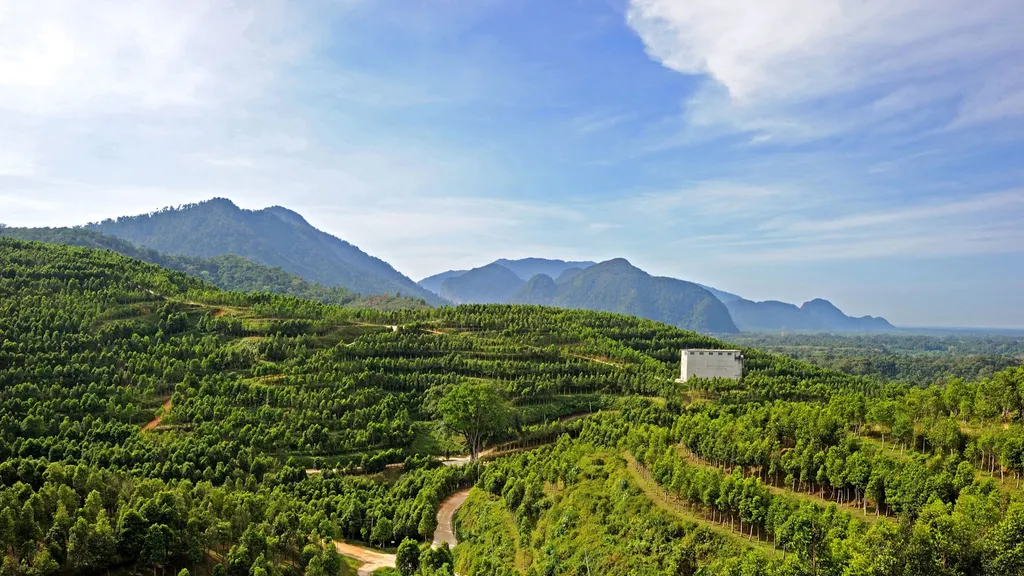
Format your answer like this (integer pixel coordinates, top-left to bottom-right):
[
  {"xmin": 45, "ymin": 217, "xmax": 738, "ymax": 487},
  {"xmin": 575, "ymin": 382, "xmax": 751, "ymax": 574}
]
[
  {"xmin": 0, "ymin": 226, "xmax": 430, "ymax": 310},
  {"xmin": 85, "ymin": 197, "xmax": 443, "ymax": 304},
  {"xmin": 1, "ymin": 239, "xmax": 1022, "ymax": 576}
]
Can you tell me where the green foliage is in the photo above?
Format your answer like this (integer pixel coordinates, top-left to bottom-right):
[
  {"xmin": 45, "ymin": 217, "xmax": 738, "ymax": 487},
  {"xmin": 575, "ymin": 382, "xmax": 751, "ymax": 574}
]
[
  {"xmin": 438, "ymin": 382, "xmax": 511, "ymax": 460},
  {"xmin": 1, "ymin": 238, "xmax": 1022, "ymax": 576},
  {"xmin": 396, "ymin": 538, "xmax": 420, "ymax": 576}
]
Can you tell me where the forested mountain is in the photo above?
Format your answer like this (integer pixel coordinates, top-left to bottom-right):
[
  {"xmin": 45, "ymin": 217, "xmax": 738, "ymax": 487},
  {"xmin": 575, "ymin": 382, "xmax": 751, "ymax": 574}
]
[
  {"xmin": 85, "ymin": 197, "xmax": 442, "ymax": 304},
  {"xmin": 3, "ymin": 238, "xmax": 1024, "ymax": 576},
  {"xmin": 438, "ymin": 263, "xmax": 525, "ymax": 304},
  {"xmin": 0, "ymin": 226, "xmax": 430, "ymax": 310},
  {"xmin": 515, "ymin": 258, "xmax": 738, "ymax": 333},
  {"xmin": 507, "ymin": 273, "xmax": 558, "ymax": 305},
  {"xmin": 726, "ymin": 296, "xmax": 895, "ymax": 332},
  {"xmin": 423, "ymin": 257, "xmax": 893, "ymax": 333}
]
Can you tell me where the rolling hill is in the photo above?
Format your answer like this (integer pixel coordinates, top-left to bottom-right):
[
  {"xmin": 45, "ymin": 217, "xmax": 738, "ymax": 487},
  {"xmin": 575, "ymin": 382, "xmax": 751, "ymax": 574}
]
[
  {"xmin": 85, "ymin": 197, "xmax": 443, "ymax": 304},
  {"xmin": 3, "ymin": 237, "xmax": 1020, "ymax": 576}
]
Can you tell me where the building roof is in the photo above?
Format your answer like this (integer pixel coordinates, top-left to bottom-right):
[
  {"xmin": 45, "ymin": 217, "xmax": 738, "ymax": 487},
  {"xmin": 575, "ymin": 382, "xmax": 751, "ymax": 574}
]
[{"xmin": 682, "ymin": 349, "xmax": 742, "ymax": 353}]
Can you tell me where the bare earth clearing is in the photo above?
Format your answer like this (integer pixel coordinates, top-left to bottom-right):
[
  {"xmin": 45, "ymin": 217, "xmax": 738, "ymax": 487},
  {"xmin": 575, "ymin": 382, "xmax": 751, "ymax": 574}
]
[{"xmin": 141, "ymin": 397, "xmax": 172, "ymax": 433}]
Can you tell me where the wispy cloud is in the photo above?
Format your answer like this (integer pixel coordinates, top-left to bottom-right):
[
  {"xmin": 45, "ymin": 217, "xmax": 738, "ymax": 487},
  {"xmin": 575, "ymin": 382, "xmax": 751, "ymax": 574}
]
[
  {"xmin": 571, "ymin": 112, "xmax": 636, "ymax": 136},
  {"xmin": 673, "ymin": 188, "xmax": 1024, "ymax": 263},
  {"xmin": 630, "ymin": 182, "xmax": 805, "ymax": 220}
]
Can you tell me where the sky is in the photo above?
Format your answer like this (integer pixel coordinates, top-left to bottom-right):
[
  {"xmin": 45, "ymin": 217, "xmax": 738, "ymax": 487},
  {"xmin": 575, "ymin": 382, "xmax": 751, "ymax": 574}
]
[{"xmin": 1, "ymin": 0, "xmax": 1023, "ymax": 328}]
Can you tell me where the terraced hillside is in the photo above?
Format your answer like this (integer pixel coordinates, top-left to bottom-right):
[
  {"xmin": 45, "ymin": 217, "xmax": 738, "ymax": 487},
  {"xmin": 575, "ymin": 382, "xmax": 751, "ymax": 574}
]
[{"xmin": 1, "ymin": 238, "xmax": 1022, "ymax": 576}]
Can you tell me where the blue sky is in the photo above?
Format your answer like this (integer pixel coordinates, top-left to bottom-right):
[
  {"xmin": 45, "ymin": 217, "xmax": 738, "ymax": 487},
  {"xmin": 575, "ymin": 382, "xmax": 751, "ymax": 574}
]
[{"xmin": 1, "ymin": 0, "xmax": 1023, "ymax": 327}]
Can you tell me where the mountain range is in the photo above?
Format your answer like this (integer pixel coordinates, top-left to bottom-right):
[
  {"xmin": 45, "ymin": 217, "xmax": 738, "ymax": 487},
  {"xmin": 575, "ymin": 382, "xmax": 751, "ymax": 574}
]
[
  {"xmin": 431, "ymin": 258, "xmax": 736, "ymax": 332},
  {"xmin": 422, "ymin": 259, "xmax": 894, "ymax": 333},
  {"xmin": 3, "ymin": 197, "xmax": 894, "ymax": 332}
]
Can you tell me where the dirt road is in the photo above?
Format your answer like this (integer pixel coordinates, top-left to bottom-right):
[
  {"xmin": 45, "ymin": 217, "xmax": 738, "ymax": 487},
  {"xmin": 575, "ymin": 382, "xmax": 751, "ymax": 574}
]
[
  {"xmin": 432, "ymin": 488, "xmax": 471, "ymax": 548},
  {"xmin": 334, "ymin": 542, "xmax": 396, "ymax": 576},
  {"xmin": 142, "ymin": 397, "xmax": 172, "ymax": 433}
]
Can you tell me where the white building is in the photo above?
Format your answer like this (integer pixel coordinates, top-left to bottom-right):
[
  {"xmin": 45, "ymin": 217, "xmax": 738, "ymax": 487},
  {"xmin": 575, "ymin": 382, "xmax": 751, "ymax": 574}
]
[{"xmin": 677, "ymin": 349, "xmax": 744, "ymax": 382}]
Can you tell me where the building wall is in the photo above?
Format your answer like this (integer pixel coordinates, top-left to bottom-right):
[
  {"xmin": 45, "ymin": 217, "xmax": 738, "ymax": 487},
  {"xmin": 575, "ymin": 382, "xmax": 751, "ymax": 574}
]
[{"xmin": 680, "ymin": 350, "xmax": 743, "ymax": 382}]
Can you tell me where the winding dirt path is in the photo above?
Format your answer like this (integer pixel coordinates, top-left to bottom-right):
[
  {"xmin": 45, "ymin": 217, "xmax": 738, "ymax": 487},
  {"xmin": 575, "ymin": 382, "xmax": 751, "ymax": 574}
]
[
  {"xmin": 334, "ymin": 542, "xmax": 396, "ymax": 576},
  {"xmin": 432, "ymin": 488, "xmax": 471, "ymax": 548},
  {"xmin": 142, "ymin": 397, "xmax": 172, "ymax": 433},
  {"xmin": 333, "ymin": 487, "xmax": 472, "ymax": 575}
]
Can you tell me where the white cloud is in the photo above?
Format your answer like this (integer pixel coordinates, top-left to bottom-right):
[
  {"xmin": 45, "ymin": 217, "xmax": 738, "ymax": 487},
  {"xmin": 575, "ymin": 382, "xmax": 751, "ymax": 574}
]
[
  {"xmin": 0, "ymin": 0, "xmax": 305, "ymax": 115},
  {"xmin": 626, "ymin": 0, "xmax": 1024, "ymax": 139}
]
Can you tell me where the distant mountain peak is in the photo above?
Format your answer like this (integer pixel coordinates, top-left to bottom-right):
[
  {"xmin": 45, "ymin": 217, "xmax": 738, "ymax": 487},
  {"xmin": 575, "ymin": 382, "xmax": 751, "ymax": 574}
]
[
  {"xmin": 802, "ymin": 298, "xmax": 840, "ymax": 310},
  {"xmin": 85, "ymin": 198, "xmax": 442, "ymax": 305},
  {"xmin": 593, "ymin": 257, "xmax": 634, "ymax": 269},
  {"xmin": 194, "ymin": 197, "xmax": 241, "ymax": 212}
]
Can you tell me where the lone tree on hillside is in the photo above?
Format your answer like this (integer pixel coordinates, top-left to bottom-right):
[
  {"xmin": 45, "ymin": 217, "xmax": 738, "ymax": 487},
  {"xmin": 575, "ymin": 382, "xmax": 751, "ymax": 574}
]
[{"xmin": 438, "ymin": 382, "xmax": 510, "ymax": 461}]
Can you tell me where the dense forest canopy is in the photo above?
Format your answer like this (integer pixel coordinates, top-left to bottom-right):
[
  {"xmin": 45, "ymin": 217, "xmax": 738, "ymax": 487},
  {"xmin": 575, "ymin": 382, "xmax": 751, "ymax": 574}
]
[{"xmin": 1, "ymin": 238, "xmax": 1022, "ymax": 576}]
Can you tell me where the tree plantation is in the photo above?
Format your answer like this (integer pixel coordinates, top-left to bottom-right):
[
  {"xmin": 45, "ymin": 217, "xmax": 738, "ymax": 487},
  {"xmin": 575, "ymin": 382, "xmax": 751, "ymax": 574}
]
[{"xmin": 1, "ymin": 238, "xmax": 1023, "ymax": 575}]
